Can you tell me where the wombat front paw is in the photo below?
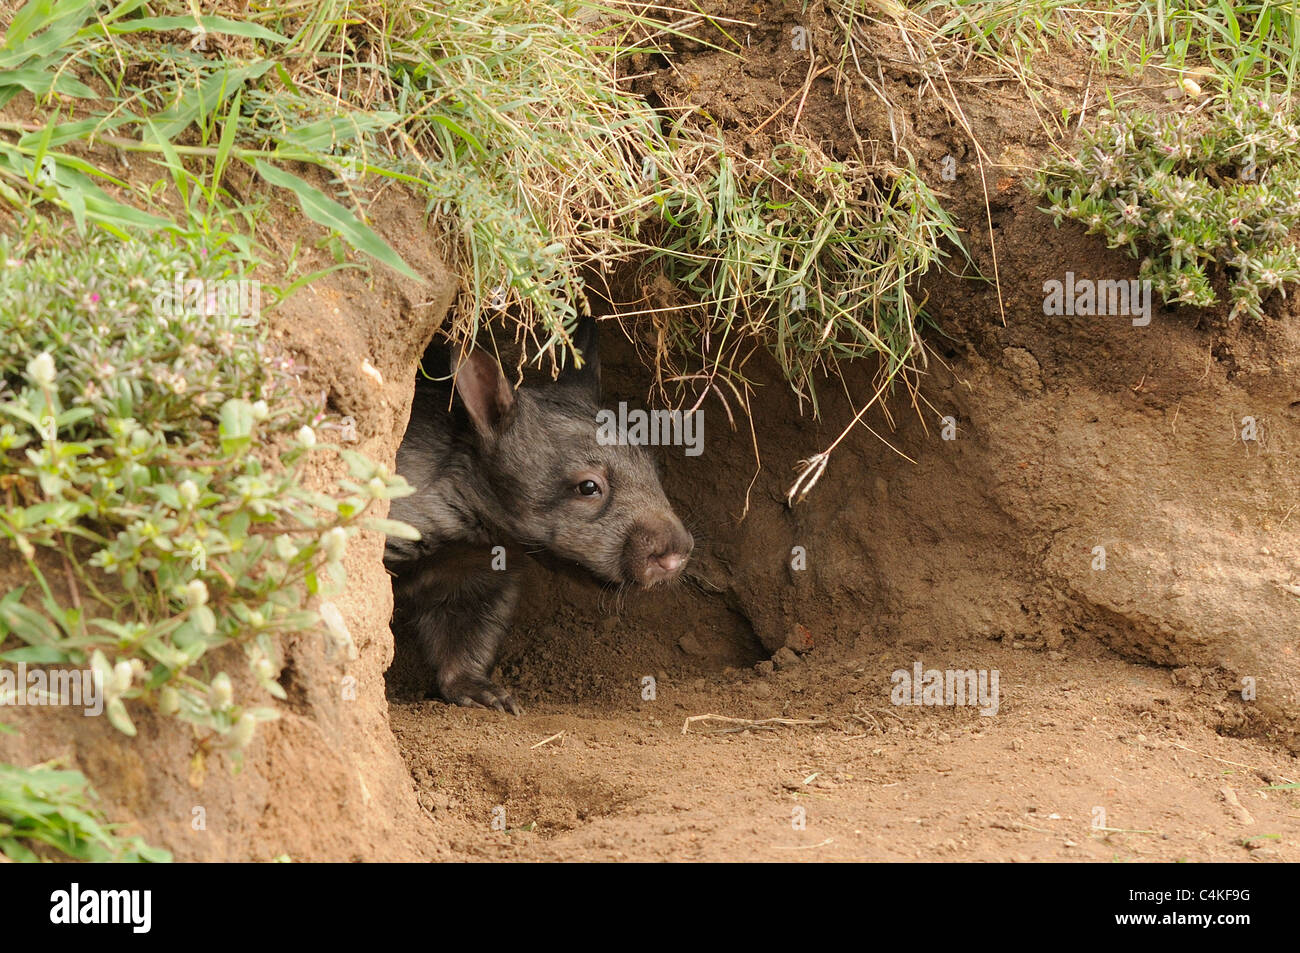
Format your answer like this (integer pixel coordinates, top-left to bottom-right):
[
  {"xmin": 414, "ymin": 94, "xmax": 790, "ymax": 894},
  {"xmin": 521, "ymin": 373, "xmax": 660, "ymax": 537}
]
[{"xmin": 438, "ymin": 676, "xmax": 523, "ymax": 716}]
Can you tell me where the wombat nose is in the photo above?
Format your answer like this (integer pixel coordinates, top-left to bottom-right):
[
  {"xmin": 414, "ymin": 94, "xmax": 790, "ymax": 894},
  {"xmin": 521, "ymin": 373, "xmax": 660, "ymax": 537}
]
[
  {"xmin": 654, "ymin": 552, "xmax": 683, "ymax": 574},
  {"xmin": 641, "ymin": 551, "xmax": 684, "ymax": 585},
  {"xmin": 636, "ymin": 526, "xmax": 692, "ymax": 587}
]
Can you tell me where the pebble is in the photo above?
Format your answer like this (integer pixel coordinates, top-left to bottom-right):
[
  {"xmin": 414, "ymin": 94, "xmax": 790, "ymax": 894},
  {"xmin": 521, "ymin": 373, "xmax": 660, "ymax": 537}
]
[
  {"xmin": 772, "ymin": 647, "xmax": 801, "ymax": 670},
  {"xmin": 678, "ymin": 634, "xmax": 706, "ymax": 657},
  {"xmin": 785, "ymin": 623, "xmax": 813, "ymax": 654}
]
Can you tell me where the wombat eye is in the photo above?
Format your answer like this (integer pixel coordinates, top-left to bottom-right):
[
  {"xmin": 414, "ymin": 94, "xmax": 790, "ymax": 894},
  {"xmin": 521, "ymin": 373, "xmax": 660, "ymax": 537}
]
[{"xmin": 576, "ymin": 479, "xmax": 601, "ymax": 497}]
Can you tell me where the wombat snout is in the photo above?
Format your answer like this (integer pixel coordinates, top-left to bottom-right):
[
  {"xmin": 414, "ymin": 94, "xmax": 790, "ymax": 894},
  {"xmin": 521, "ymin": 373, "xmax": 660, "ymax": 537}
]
[{"xmin": 623, "ymin": 517, "xmax": 694, "ymax": 587}]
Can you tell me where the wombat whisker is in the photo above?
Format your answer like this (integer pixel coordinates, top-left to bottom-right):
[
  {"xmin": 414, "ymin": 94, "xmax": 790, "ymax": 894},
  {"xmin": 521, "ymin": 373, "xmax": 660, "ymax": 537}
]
[
  {"xmin": 612, "ymin": 582, "xmax": 631, "ymax": 615},
  {"xmin": 677, "ymin": 516, "xmax": 709, "ymax": 547},
  {"xmin": 597, "ymin": 585, "xmax": 616, "ymax": 615},
  {"xmin": 681, "ymin": 568, "xmax": 722, "ymax": 594}
]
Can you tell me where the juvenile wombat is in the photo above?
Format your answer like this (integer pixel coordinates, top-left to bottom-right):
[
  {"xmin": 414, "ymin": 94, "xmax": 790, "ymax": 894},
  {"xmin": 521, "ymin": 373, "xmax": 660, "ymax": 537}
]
[{"xmin": 384, "ymin": 318, "xmax": 693, "ymax": 714}]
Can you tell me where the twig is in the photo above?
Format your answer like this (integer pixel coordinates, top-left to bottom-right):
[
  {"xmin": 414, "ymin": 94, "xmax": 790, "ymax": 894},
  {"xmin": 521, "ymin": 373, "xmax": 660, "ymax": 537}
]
[
  {"xmin": 749, "ymin": 65, "xmax": 834, "ymax": 138},
  {"xmin": 771, "ymin": 838, "xmax": 833, "ymax": 850},
  {"xmin": 1167, "ymin": 740, "xmax": 1296, "ymax": 785},
  {"xmin": 682, "ymin": 713, "xmax": 827, "ymax": 735}
]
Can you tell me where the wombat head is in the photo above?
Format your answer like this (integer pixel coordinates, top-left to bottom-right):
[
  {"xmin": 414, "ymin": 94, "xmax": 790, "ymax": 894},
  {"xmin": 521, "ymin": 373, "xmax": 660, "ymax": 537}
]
[{"xmin": 454, "ymin": 319, "xmax": 693, "ymax": 588}]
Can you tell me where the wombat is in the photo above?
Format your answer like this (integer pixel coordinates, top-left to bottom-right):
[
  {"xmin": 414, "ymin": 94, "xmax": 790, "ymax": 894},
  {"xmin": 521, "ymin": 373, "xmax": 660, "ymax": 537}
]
[{"xmin": 384, "ymin": 318, "xmax": 694, "ymax": 714}]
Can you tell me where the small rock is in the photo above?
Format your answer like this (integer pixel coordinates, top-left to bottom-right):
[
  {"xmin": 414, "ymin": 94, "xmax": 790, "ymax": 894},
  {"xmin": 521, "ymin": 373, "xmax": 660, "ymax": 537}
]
[
  {"xmin": 678, "ymin": 633, "xmax": 706, "ymax": 657},
  {"xmin": 785, "ymin": 623, "xmax": 814, "ymax": 654},
  {"xmin": 1002, "ymin": 346, "xmax": 1043, "ymax": 394},
  {"xmin": 752, "ymin": 681, "xmax": 773, "ymax": 699},
  {"xmin": 754, "ymin": 660, "xmax": 775, "ymax": 677},
  {"xmin": 772, "ymin": 647, "xmax": 801, "ymax": 670}
]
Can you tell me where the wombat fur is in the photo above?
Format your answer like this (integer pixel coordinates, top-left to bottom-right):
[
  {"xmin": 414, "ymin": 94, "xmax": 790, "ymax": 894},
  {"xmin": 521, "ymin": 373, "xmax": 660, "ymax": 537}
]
[{"xmin": 384, "ymin": 319, "xmax": 693, "ymax": 714}]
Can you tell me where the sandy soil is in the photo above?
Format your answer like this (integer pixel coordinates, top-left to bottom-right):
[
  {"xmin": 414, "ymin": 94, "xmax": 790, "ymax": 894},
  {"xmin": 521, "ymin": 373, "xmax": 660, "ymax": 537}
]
[{"xmin": 390, "ymin": 635, "xmax": 1297, "ymax": 862}]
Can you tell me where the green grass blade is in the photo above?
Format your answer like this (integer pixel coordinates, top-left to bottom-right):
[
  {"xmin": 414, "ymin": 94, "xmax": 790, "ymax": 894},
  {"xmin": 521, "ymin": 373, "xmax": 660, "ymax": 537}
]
[{"xmin": 253, "ymin": 159, "xmax": 422, "ymax": 281}]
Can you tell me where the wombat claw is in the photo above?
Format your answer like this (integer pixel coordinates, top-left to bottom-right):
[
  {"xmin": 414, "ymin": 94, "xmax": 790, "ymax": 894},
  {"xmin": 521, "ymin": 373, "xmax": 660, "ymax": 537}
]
[{"xmin": 440, "ymin": 677, "xmax": 523, "ymax": 716}]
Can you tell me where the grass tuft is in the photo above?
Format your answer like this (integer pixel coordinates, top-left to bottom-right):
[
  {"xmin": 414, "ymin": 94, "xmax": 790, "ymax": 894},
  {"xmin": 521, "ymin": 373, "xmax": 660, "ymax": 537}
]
[{"xmin": 645, "ymin": 134, "xmax": 964, "ymax": 414}]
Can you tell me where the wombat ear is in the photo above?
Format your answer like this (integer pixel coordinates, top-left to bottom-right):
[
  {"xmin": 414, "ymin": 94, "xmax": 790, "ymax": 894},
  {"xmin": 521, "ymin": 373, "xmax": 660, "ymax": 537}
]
[
  {"xmin": 558, "ymin": 316, "xmax": 601, "ymax": 397},
  {"xmin": 454, "ymin": 348, "xmax": 515, "ymax": 441}
]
